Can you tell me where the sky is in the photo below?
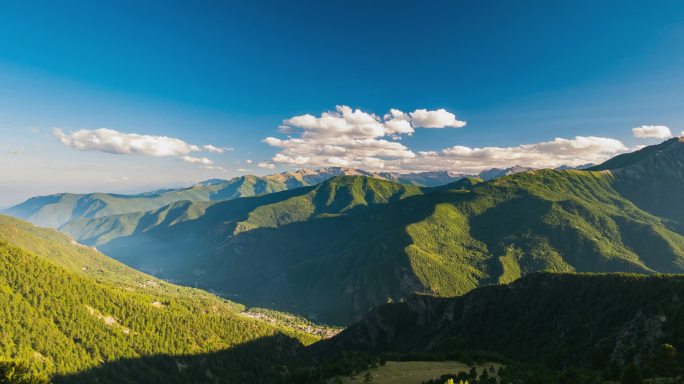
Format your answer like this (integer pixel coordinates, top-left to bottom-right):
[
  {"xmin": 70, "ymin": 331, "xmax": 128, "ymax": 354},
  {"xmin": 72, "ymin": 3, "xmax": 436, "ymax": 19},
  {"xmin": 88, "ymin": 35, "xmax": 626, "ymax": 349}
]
[{"xmin": 1, "ymin": 0, "xmax": 684, "ymax": 206}]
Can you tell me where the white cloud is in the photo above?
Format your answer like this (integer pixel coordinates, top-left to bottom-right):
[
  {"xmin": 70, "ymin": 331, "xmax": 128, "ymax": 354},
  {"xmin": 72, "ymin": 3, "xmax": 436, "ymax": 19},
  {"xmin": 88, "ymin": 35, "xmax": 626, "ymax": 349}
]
[
  {"xmin": 680, "ymin": 131, "xmax": 684, "ymax": 137},
  {"xmin": 257, "ymin": 161, "xmax": 276, "ymax": 169},
  {"xmin": 632, "ymin": 125, "xmax": 672, "ymax": 139},
  {"xmin": 410, "ymin": 109, "xmax": 466, "ymax": 128},
  {"xmin": 412, "ymin": 136, "xmax": 629, "ymax": 173},
  {"xmin": 245, "ymin": 159, "xmax": 254, "ymax": 164},
  {"xmin": 201, "ymin": 165, "xmax": 229, "ymax": 172},
  {"xmin": 180, "ymin": 156, "xmax": 214, "ymax": 165},
  {"xmin": 203, "ymin": 144, "xmax": 232, "ymax": 153},
  {"xmin": 53, "ymin": 128, "xmax": 229, "ymax": 159},
  {"xmin": 54, "ymin": 128, "xmax": 201, "ymax": 156},
  {"xmin": 263, "ymin": 106, "xmax": 630, "ymax": 172},
  {"xmin": 264, "ymin": 105, "xmax": 466, "ymax": 170},
  {"xmin": 53, "ymin": 128, "xmax": 233, "ymax": 169}
]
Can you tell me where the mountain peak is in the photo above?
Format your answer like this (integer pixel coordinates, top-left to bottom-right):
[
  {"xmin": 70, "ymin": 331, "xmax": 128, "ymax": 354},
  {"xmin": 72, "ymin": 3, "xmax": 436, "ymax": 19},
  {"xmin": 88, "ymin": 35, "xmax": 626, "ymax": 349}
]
[{"xmin": 589, "ymin": 137, "xmax": 682, "ymax": 171}]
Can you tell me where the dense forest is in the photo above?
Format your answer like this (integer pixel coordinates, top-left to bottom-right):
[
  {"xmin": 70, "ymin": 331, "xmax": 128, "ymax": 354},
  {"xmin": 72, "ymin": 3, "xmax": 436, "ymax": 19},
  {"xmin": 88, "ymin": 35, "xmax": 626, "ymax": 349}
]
[{"xmin": 0, "ymin": 215, "xmax": 322, "ymax": 383}]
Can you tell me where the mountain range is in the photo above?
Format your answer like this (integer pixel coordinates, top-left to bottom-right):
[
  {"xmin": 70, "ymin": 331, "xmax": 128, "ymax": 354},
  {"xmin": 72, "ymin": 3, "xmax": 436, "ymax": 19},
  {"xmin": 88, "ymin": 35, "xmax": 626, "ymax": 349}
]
[
  {"xmin": 4, "ymin": 166, "xmax": 537, "ymax": 229},
  {"xmin": 4, "ymin": 213, "xmax": 682, "ymax": 383},
  {"xmin": 10, "ymin": 138, "xmax": 679, "ymax": 324},
  {"xmin": 3, "ymin": 138, "xmax": 684, "ymax": 382}
]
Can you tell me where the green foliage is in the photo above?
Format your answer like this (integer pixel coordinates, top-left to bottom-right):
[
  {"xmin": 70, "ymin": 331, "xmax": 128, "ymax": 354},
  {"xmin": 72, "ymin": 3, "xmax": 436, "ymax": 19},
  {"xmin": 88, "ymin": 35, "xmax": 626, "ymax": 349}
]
[
  {"xmin": 322, "ymin": 273, "xmax": 684, "ymax": 371},
  {"xmin": 0, "ymin": 359, "xmax": 47, "ymax": 384},
  {"xmin": 63, "ymin": 159, "xmax": 684, "ymax": 323},
  {"xmin": 0, "ymin": 215, "xmax": 320, "ymax": 382}
]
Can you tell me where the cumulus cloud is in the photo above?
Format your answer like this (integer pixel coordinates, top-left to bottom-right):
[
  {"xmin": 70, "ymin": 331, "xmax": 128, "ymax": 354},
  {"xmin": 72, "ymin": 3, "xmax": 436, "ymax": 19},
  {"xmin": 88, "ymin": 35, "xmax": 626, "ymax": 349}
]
[
  {"xmin": 180, "ymin": 156, "xmax": 214, "ymax": 165},
  {"xmin": 413, "ymin": 136, "xmax": 629, "ymax": 173},
  {"xmin": 54, "ymin": 128, "xmax": 203, "ymax": 156},
  {"xmin": 410, "ymin": 109, "xmax": 466, "ymax": 128},
  {"xmin": 264, "ymin": 105, "xmax": 465, "ymax": 169},
  {"xmin": 53, "ymin": 127, "xmax": 230, "ymax": 168},
  {"xmin": 632, "ymin": 125, "xmax": 672, "ymax": 139},
  {"xmin": 262, "ymin": 106, "xmax": 631, "ymax": 172}
]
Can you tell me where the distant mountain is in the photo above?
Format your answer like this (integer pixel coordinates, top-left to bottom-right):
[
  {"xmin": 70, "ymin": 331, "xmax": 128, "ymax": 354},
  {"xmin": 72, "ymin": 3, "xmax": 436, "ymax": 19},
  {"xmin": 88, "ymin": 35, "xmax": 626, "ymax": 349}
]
[
  {"xmin": 0, "ymin": 214, "xmax": 320, "ymax": 382},
  {"xmin": 555, "ymin": 163, "xmax": 595, "ymax": 170},
  {"xmin": 2, "ymin": 167, "xmax": 516, "ymax": 229},
  {"xmin": 61, "ymin": 139, "xmax": 684, "ymax": 323},
  {"xmin": 376, "ymin": 170, "xmax": 469, "ymax": 187},
  {"xmin": 319, "ymin": 272, "xmax": 684, "ymax": 370},
  {"xmin": 3, "ymin": 169, "xmax": 355, "ymax": 228},
  {"xmin": 477, "ymin": 165, "xmax": 534, "ymax": 180}
]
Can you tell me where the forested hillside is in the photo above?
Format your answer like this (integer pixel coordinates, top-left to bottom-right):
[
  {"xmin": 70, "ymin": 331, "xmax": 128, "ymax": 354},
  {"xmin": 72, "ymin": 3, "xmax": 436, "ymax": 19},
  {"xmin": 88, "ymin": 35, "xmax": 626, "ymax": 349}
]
[
  {"xmin": 0, "ymin": 215, "xmax": 320, "ymax": 383},
  {"xmin": 2, "ymin": 173, "xmax": 324, "ymax": 228},
  {"xmin": 320, "ymin": 273, "xmax": 684, "ymax": 376},
  {"xmin": 57, "ymin": 139, "xmax": 684, "ymax": 324},
  {"xmin": 4, "ymin": 165, "xmax": 532, "ymax": 229}
]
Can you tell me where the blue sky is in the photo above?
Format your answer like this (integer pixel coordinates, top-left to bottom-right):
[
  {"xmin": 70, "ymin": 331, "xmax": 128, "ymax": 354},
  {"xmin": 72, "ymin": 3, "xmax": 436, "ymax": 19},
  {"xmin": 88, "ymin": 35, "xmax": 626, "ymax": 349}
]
[{"xmin": 1, "ymin": 0, "xmax": 684, "ymax": 205}]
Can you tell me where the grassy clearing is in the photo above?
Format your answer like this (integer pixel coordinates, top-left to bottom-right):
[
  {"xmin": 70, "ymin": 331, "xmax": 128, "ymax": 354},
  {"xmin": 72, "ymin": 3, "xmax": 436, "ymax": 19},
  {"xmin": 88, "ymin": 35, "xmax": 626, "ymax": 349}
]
[{"xmin": 334, "ymin": 361, "xmax": 502, "ymax": 384}]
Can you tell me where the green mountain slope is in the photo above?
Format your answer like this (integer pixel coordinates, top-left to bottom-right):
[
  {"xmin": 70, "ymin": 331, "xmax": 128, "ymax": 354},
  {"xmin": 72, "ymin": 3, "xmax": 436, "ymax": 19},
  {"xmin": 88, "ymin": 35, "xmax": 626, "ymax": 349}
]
[
  {"xmin": 0, "ymin": 215, "xmax": 320, "ymax": 382},
  {"xmin": 320, "ymin": 273, "xmax": 684, "ymax": 371},
  {"xmin": 5, "ymin": 166, "xmax": 519, "ymax": 229},
  {"xmin": 64, "ymin": 139, "xmax": 684, "ymax": 324},
  {"xmin": 2, "ymin": 175, "xmax": 309, "ymax": 228},
  {"xmin": 592, "ymin": 137, "xmax": 684, "ymax": 231}
]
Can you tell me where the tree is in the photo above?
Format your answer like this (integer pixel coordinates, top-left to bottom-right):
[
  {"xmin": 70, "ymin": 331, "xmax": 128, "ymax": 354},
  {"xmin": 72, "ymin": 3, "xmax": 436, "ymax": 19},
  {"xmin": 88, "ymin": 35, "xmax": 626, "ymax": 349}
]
[
  {"xmin": 652, "ymin": 343, "xmax": 678, "ymax": 376},
  {"xmin": 468, "ymin": 366, "xmax": 478, "ymax": 381},
  {"xmin": 0, "ymin": 360, "xmax": 47, "ymax": 384},
  {"xmin": 620, "ymin": 363, "xmax": 643, "ymax": 384}
]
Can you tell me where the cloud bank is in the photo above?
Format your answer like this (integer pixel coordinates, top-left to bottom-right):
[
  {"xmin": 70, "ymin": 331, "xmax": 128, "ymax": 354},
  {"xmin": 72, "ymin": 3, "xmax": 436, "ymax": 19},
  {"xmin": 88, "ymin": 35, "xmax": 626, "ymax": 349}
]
[
  {"xmin": 415, "ymin": 136, "xmax": 627, "ymax": 173},
  {"xmin": 632, "ymin": 125, "xmax": 672, "ymax": 139},
  {"xmin": 263, "ymin": 106, "xmax": 629, "ymax": 172}
]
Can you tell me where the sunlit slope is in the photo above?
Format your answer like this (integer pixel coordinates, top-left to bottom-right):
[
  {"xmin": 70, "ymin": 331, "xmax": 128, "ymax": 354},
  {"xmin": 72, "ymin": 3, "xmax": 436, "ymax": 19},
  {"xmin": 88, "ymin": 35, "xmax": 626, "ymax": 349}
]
[
  {"xmin": 3, "ymin": 173, "xmax": 325, "ymax": 228},
  {"xmin": 592, "ymin": 137, "xmax": 684, "ymax": 231},
  {"xmin": 0, "ymin": 215, "xmax": 317, "ymax": 381},
  {"xmin": 62, "ymin": 158, "xmax": 684, "ymax": 324}
]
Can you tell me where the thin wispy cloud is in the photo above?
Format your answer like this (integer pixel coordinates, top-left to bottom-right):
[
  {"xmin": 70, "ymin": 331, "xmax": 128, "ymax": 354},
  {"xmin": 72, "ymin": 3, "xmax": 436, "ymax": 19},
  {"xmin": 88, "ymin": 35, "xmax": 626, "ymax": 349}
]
[
  {"xmin": 202, "ymin": 144, "xmax": 232, "ymax": 153},
  {"xmin": 180, "ymin": 155, "xmax": 214, "ymax": 165},
  {"xmin": 257, "ymin": 161, "xmax": 275, "ymax": 169}
]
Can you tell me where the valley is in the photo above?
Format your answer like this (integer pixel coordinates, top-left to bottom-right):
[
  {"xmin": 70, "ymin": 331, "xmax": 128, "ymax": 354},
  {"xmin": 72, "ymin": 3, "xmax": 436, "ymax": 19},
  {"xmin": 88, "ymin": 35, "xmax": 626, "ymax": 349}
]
[
  {"xmin": 5, "ymin": 4, "xmax": 684, "ymax": 383},
  {"xmin": 2, "ymin": 139, "xmax": 684, "ymax": 383},
  {"xmin": 17, "ymin": 138, "xmax": 684, "ymax": 324}
]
